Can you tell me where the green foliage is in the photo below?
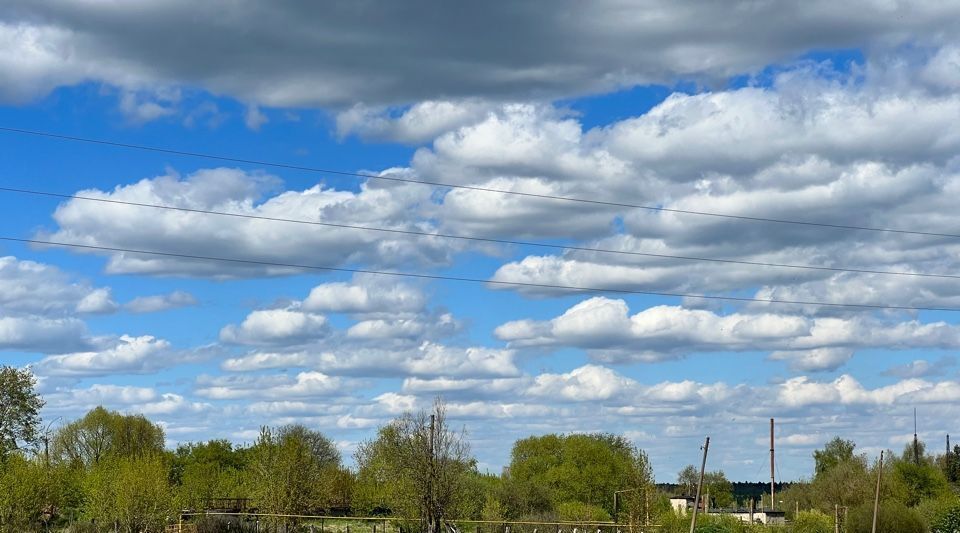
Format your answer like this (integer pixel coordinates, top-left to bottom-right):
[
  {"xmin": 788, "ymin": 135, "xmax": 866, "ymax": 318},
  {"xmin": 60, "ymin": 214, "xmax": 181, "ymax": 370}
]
[
  {"xmin": 704, "ymin": 471, "xmax": 735, "ymax": 509},
  {"xmin": 792, "ymin": 510, "xmax": 832, "ymax": 533},
  {"xmin": 83, "ymin": 454, "xmax": 173, "ymax": 532},
  {"xmin": 941, "ymin": 445, "xmax": 960, "ymax": 484},
  {"xmin": 0, "ymin": 366, "xmax": 44, "ymax": 457},
  {"xmin": 171, "ymin": 439, "xmax": 250, "ymax": 510},
  {"xmin": 917, "ymin": 497, "xmax": 960, "ymax": 533},
  {"xmin": 890, "ymin": 457, "xmax": 951, "ymax": 506},
  {"xmin": 507, "ymin": 433, "xmax": 650, "ymax": 517},
  {"xmin": 0, "ymin": 454, "xmax": 72, "ymax": 530},
  {"xmin": 814, "ymin": 437, "xmax": 856, "ymax": 478},
  {"xmin": 355, "ymin": 399, "xmax": 474, "ymax": 533},
  {"xmin": 53, "ymin": 406, "xmax": 165, "ymax": 467},
  {"xmin": 248, "ymin": 425, "xmax": 342, "ymax": 518},
  {"xmin": 846, "ymin": 501, "xmax": 925, "ymax": 533},
  {"xmin": 555, "ymin": 501, "xmax": 610, "ymax": 522}
]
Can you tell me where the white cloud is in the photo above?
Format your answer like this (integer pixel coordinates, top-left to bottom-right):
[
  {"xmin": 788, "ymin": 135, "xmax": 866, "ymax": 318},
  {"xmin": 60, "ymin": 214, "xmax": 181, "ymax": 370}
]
[
  {"xmin": 0, "ymin": 256, "xmax": 114, "ymax": 316},
  {"xmin": 336, "ymin": 100, "xmax": 496, "ymax": 144},
  {"xmin": 0, "ymin": 316, "xmax": 88, "ymax": 353},
  {"xmin": 195, "ymin": 371, "xmax": 344, "ymax": 400},
  {"xmin": 34, "ymin": 335, "xmax": 173, "ymax": 376},
  {"xmin": 219, "ymin": 308, "xmax": 328, "ymax": 346},
  {"xmin": 883, "ymin": 357, "xmax": 957, "ymax": 378},
  {"xmin": 495, "ymin": 297, "xmax": 960, "ymax": 364},
  {"xmin": 42, "ymin": 168, "xmax": 456, "ymax": 277},
  {"xmin": 75, "ymin": 288, "xmax": 119, "ymax": 314},
  {"xmin": 302, "ymin": 276, "xmax": 426, "ymax": 314},
  {"xmin": 244, "ymin": 105, "xmax": 268, "ymax": 130},
  {"xmin": 124, "ymin": 290, "xmax": 197, "ymax": 313}
]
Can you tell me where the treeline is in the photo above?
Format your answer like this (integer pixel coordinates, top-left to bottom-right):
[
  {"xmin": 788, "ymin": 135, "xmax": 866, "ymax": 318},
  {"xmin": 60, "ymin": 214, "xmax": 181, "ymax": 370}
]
[{"xmin": 2, "ymin": 366, "xmax": 960, "ymax": 532}]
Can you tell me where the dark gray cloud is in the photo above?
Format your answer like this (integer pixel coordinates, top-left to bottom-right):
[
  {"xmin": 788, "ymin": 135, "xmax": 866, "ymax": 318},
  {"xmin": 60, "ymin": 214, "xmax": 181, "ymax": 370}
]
[{"xmin": 2, "ymin": 1, "xmax": 959, "ymax": 106}]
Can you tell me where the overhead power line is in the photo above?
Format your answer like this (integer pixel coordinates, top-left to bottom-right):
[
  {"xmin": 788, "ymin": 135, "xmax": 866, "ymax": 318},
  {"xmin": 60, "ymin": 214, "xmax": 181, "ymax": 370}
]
[
  {"xmin": 2, "ymin": 185, "xmax": 958, "ymax": 281},
  {"xmin": 2, "ymin": 126, "xmax": 960, "ymax": 240},
  {"xmin": 1, "ymin": 235, "xmax": 957, "ymax": 312}
]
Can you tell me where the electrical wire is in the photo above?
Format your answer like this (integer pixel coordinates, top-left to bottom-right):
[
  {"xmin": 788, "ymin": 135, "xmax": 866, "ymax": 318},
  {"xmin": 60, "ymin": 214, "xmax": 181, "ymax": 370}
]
[
  {"xmin": 2, "ymin": 185, "xmax": 958, "ymax": 281},
  {"xmin": 2, "ymin": 235, "xmax": 959, "ymax": 312},
  {"xmin": 3, "ymin": 125, "xmax": 960, "ymax": 240}
]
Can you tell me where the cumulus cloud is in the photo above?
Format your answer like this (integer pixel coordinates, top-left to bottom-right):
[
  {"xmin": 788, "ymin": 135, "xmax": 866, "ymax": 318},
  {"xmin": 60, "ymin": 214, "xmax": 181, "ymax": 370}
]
[
  {"xmin": 495, "ymin": 297, "xmax": 960, "ymax": 364},
  {"xmin": 0, "ymin": 256, "xmax": 115, "ymax": 316},
  {"xmin": 195, "ymin": 371, "xmax": 344, "ymax": 400},
  {"xmin": 219, "ymin": 308, "xmax": 329, "ymax": 346},
  {"xmin": 302, "ymin": 275, "xmax": 426, "ymax": 315},
  {"xmin": 336, "ymin": 100, "xmax": 497, "ymax": 144},
  {"xmin": 41, "ymin": 168, "xmax": 457, "ymax": 277},
  {"xmin": 0, "ymin": 316, "xmax": 89, "ymax": 353},
  {"xmin": 124, "ymin": 290, "xmax": 197, "ymax": 313},
  {"xmin": 34, "ymin": 335, "xmax": 173, "ymax": 376},
  {"xmin": 883, "ymin": 356, "xmax": 957, "ymax": 378}
]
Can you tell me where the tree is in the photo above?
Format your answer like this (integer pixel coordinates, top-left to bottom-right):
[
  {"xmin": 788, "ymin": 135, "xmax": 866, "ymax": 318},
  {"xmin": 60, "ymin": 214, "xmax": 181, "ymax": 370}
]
[
  {"xmin": 84, "ymin": 454, "xmax": 173, "ymax": 533},
  {"xmin": 355, "ymin": 398, "xmax": 474, "ymax": 533},
  {"xmin": 814, "ymin": 437, "xmax": 857, "ymax": 478},
  {"xmin": 248, "ymin": 424, "xmax": 342, "ymax": 523},
  {"xmin": 846, "ymin": 501, "xmax": 925, "ymax": 533},
  {"xmin": 939, "ymin": 444, "xmax": 960, "ymax": 484},
  {"xmin": 52, "ymin": 406, "xmax": 164, "ymax": 467},
  {"xmin": 677, "ymin": 465, "xmax": 699, "ymax": 496},
  {"xmin": 0, "ymin": 366, "xmax": 44, "ymax": 457},
  {"xmin": 171, "ymin": 440, "xmax": 250, "ymax": 510},
  {"xmin": 703, "ymin": 471, "xmax": 734, "ymax": 509},
  {"xmin": 507, "ymin": 433, "xmax": 642, "ymax": 517}
]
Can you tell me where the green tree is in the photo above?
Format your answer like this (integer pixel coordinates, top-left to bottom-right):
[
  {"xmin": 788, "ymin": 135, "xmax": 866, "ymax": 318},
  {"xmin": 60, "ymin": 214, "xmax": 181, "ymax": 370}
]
[
  {"xmin": 52, "ymin": 406, "xmax": 164, "ymax": 467},
  {"xmin": 814, "ymin": 437, "xmax": 857, "ymax": 478},
  {"xmin": 703, "ymin": 471, "xmax": 734, "ymax": 509},
  {"xmin": 248, "ymin": 424, "xmax": 341, "ymax": 522},
  {"xmin": 890, "ymin": 458, "xmax": 950, "ymax": 506},
  {"xmin": 677, "ymin": 464, "xmax": 699, "ymax": 496},
  {"xmin": 846, "ymin": 500, "xmax": 925, "ymax": 533},
  {"xmin": 508, "ymin": 433, "xmax": 644, "ymax": 517},
  {"xmin": 355, "ymin": 399, "xmax": 474, "ymax": 533},
  {"xmin": 0, "ymin": 366, "xmax": 44, "ymax": 457},
  {"xmin": 171, "ymin": 440, "xmax": 249, "ymax": 511},
  {"xmin": 83, "ymin": 454, "xmax": 173, "ymax": 533}
]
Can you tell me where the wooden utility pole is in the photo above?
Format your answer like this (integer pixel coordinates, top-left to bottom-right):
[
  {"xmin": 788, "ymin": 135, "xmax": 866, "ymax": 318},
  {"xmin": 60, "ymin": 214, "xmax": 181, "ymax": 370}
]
[
  {"xmin": 689, "ymin": 437, "xmax": 710, "ymax": 533},
  {"xmin": 913, "ymin": 409, "xmax": 920, "ymax": 466},
  {"xmin": 428, "ymin": 414, "xmax": 436, "ymax": 533},
  {"xmin": 871, "ymin": 451, "xmax": 884, "ymax": 533},
  {"xmin": 770, "ymin": 418, "xmax": 776, "ymax": 511},
  {"xmin": 834, "ymin": 504, "xmax": 839, "ymax": 533}
]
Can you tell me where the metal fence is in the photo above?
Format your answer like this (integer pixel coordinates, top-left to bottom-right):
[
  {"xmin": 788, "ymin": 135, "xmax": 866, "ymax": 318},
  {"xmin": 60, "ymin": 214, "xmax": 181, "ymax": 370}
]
[{"xmin": 179, "ymin": 513, "xmax": 663, "ymax": 533}]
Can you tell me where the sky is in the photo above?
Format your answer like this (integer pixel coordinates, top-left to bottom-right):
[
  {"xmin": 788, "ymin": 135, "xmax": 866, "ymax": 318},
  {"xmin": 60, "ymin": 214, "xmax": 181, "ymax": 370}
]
[{"xmin": 2, "ymin": 1, "xmax": 960, "ymax": 483}]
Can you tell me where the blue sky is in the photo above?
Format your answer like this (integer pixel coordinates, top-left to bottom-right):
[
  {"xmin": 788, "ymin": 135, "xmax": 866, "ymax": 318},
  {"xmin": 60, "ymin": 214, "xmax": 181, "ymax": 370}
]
[{"xmin": 2, "ymin": 1, "xmax": 960, "ymax": 482}]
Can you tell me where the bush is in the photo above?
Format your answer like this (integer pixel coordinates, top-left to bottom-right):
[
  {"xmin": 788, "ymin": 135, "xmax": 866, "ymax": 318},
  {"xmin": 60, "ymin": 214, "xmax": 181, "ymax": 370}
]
[
  {"xmin": 792, "ymin": 510, "xmax": 832, "ymax": 533},
  {"xmin": 555, "ymin": 501, "xmax": 610, "ymax": 522},
  {"xmin": 921, "ymin": 498, "xmax": 960, "ymax": 533},
  {"xmin": 846, "ymin": 501, "xmax": 925, "ymax": 533}
]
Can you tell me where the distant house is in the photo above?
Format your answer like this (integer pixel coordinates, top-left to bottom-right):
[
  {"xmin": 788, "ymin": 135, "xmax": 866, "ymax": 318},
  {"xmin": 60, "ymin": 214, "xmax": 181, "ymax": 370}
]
[
  {"xmin": 721, "ymin": 508, "xmax": 786, "ymax": 525},
  {"xmin": 668, "ymin": 496, "xmax": 695, "ymax": 514},
  {"xmin": 669, "ymin": 496, "xmax": 785, "ymax": 525}
]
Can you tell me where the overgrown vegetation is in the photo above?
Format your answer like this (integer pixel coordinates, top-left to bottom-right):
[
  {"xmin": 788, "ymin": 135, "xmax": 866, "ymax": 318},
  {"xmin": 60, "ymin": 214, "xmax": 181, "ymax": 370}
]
[{"xmin": 1, "ymin": 366, "xmax": 959, "ymax": 532}]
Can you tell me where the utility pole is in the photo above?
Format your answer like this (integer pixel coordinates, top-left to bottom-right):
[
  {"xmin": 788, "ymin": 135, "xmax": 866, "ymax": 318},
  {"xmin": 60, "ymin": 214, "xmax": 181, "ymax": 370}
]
[
  {"xmin": 429, "ymin": 414, "xmax": 436, "ymax": 533},
  {"xmin": 689, "ymin": 437, "xmax": 710, "ymax": 533},
  {"xmin": 913, "ymin": 409, "xmax": 920, "ymax": 466},
  {"xmin": 770, "ymin": 418, "xmax": 776, "ymax": 511},
  {"xmin": 834, "ymin": 504, "xmax": 839, "ymax": 533},
  {"xmin": 871, "ymin": 451, "xmax": 884, "ymax": 533}
]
